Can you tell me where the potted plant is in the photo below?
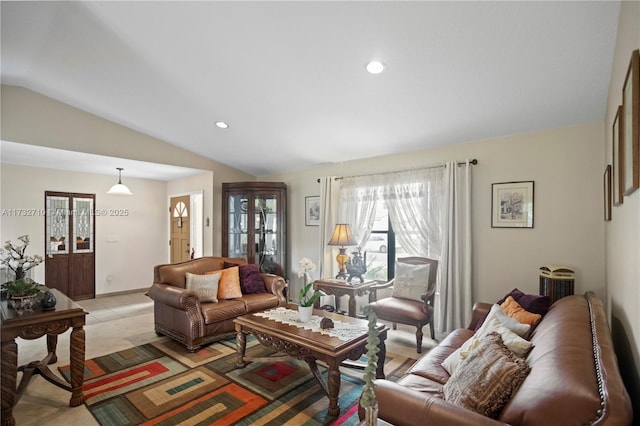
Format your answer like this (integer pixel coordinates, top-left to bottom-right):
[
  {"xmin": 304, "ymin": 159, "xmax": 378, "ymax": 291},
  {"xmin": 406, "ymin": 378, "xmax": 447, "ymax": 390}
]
[
  {"xmin": 1, "ymin": 235, "xmax": 45, "ymax": 314},
  {"xmin": 360, "ymin": 307, "xmax": 380, "ymax": 425},
  {"xmin": 297, "ymin": 257, "xmax": 322, "ymax": 322}
]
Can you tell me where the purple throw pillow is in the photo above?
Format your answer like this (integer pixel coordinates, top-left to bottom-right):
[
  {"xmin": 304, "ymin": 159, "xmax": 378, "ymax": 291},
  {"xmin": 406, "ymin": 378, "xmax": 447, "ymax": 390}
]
[
  {"xmin": 224, "ymin": 262, "xmax": 267, "ymax": 294},
  {"xmin": 497, "ymin": 288, "xmax": 551, "ymax": 316}
]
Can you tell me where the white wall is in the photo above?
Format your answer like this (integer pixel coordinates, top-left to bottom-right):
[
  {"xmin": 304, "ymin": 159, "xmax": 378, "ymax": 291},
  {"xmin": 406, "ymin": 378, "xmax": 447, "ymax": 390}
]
[
  {"xmin": 603, "ymin": 0, "xmax": 640, "ymax": 406},
  {"xmin": 0, "ymin": 164, "xmax": 167, "ymax": 295},
  {"xmin": 267, "ymin": 122, "xmax": 604, "ymax": 306}
]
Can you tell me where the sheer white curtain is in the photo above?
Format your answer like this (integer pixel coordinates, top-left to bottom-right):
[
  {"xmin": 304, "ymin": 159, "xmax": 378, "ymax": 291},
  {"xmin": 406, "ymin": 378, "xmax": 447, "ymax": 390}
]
[
  {"xmin": 318, "ymin": 177, "xmax": 340, "ymax": 279},
  {"xmin": 332, "ymin": 161, "xmax": 473, "ymax": 334},
  {"xmin": 338, "ymin": 175, "xmax": 380, "ymax": 247}
]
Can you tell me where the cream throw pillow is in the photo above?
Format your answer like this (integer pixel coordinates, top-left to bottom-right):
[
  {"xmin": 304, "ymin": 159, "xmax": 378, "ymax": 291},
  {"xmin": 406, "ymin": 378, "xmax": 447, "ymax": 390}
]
[
  {"xmin": 186, "ymin": 272, "xmax": 221, "ymax": 303},
  {"xmin": 391, "ymin": 262, "xmax": 431, "ymax": 302},
  {"xmin": 442, "ymin": 305, "xmax": 532, "ymax": 375}
]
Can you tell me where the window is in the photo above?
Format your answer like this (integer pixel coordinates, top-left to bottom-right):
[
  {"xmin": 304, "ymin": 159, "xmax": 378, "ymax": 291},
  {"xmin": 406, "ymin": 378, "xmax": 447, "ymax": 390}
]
[{"xmin": 363, "ymin": 203, "xmax": 408, "ymax": 281}]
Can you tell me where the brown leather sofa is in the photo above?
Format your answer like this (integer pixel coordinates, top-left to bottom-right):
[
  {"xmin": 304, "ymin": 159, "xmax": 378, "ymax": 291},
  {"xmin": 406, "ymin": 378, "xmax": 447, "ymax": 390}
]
[
  {"xmin": 148, "ymin": 256, "xmax": 287, "ymax": 351},
  {"xmin": 371, "ymin": 292, "xmax": 633, "ymax": 425}
]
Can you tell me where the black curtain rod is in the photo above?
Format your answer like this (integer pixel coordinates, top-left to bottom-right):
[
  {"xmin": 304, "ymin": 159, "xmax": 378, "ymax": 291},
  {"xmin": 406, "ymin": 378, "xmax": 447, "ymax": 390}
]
[{"xmin": 316, "ymin": 159, "xmax": 477, "ymax": 183}]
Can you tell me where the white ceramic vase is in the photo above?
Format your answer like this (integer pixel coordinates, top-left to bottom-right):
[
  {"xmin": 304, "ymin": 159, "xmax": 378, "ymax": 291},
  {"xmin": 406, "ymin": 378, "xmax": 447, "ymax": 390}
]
[{"xmin": 298, "ymin": 305, "xmax": 313, "ymax": 322}]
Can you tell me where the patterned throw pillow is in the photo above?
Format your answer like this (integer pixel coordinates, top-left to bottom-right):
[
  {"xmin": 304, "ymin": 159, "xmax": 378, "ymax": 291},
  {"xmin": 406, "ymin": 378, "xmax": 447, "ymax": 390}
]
[
  {"xmin": 443, "ymin": 332, "xmax": 531, "ymax": 418},
  {"xmin": 207, "ymin": 266, "xmax": 242, "ymax": 299},
  {"xmin": 501, "ymin": 296, "xmax": 542, "ymax": 326},
  {"xmin": 224, "ymin": 262, "xmax": 267, "ymax": 294},
  {"xmin": 185, "ymin": 272, "xmax": 221, "ymax": 303},
  {"xmin": 391, "ymin": 262, "xmax": 431, "ymax": 302}
]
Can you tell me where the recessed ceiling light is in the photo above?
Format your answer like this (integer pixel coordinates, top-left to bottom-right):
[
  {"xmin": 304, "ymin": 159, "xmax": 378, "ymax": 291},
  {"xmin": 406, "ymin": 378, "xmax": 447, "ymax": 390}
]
[
  {"xmin": 366, "ymin": 61, "xmax": 385, "ymax": 74},
  {"xmin": 215, "ymin": 121, "xmax": 229, "ymax": 129}
]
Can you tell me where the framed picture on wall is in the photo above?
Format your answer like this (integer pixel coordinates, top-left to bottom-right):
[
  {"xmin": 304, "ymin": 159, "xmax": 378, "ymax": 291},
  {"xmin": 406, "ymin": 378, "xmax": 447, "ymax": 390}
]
[
  {"xmin": 491, "ymin": 181, "xmax": 534, "ymax": 228},
  {"xmin": 305, "ymin": 196, "xmax": 320, "ymax": 226},
  {"xmin": 613, "ymin": 105, "xmax": 623, "ymax": 206},
  {"xmin": 622, "ymin": 49, "xmax": 639, "ymax": 196},
  {"xmin": 604, "ymin": 165, "xmax": 612, "ymax": 221}
]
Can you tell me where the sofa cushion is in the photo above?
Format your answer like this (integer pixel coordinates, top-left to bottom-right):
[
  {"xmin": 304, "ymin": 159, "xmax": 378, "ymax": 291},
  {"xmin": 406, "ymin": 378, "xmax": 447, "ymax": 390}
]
[
  {"xmin": 408, "ymin": 328, "xmax": 474, "ymax": 384},
  {"xmin": 240, "ymin": 293, "xmax": 280, "ymax": 312},
  {"xmin": 443, "ymin": 332, "xmax": 531, "ymax": 419},
  {"xmin": 501, "ymin": 296, "xmax": 541, "ymax": 326},
  {"xmin": 497, "ymin": 288, "xmax": 551, "ymax": 316},
  {"xmin": 201, "ymin": 299, "xmax": 247, "ymax": 324},
  {"xmin": 391, "ymin": 261, "xmax": 431, "ymax": 302},
  {"xmin": 224, "ymin": 262, "xmax": 267, "ymax": 294},
  {"xmin": 208, "ymin": 266, "xmax": 242, "ymax": 299},
  {"xmin": 185, "ymin": 272, "xmax": 220, "ymax": 302}
]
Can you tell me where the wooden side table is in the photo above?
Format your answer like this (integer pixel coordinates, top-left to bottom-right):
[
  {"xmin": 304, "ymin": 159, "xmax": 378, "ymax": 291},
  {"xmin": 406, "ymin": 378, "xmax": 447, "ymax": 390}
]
[
  {"xmin": 1, "ymin": 289, "xmax": 87, "ymax": 426},
  {"xmin": 313, "ymin": 278, "xmax": 378, "ymax": 317}
]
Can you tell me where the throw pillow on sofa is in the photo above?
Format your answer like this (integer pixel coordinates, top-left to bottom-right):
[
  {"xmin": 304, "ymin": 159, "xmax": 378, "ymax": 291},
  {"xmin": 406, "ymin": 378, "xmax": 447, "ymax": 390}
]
[
  {"xmin": 207, "ymin": 266, "xmax": 242, "ymax": 299},
  {"xmin": 224, "ymin": 262, "xmax": 267, "ymax": 294},
  {"xmin": 185, "ymin": 272, "xmax": 221, "ymax": 303},
  {"xmin": 443, "ymin": 332, "xmax": 531, "ymax": 419},
  {"xmin": 442, "ymin": 304, "xmax": 532, "ymax": 375},
  {"xmin": 391, "ymin": 261, "xmax": 431, "ymax": 302},
  {"xmin": 497, "ymin": 288, "xmax": 551, "ymax": 316},
  {"xmin": 501, "ymin": 296, "xmax": 542, "ymax": 326}
]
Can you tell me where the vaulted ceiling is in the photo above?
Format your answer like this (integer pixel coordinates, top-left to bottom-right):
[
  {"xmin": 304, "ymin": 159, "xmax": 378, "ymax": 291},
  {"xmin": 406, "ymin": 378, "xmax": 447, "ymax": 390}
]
[{"xmin": 1, "ymin": 1, "xmax": 620, "ymax": 177}]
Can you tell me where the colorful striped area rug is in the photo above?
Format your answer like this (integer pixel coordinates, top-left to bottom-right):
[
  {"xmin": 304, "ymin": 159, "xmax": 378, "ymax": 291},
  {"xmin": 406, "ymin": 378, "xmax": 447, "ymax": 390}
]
[{"xmin": 59, "ymin": 336, "xmax": 414, "ymax": 425}]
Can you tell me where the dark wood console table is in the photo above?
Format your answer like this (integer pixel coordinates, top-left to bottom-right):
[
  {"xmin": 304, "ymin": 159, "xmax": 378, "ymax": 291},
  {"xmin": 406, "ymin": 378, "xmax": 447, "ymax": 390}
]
[
  {"xmin": 313, "ymin": 278, "xmax": 378, "ymax": 317},
  {"xmin": 1, "ymin": 289, "xmax": 87, "ymax": 426}
]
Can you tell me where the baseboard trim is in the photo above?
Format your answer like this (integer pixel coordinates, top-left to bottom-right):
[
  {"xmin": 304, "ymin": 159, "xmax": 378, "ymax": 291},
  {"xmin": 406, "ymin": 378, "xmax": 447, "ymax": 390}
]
[{"xmin": 95, "ymin": 288, "xmax": 149, "ymax": 298}]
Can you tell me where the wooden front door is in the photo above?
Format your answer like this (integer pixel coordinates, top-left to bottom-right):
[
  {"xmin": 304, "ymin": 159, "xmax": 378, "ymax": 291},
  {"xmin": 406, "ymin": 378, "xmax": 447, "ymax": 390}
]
[
  {"xmin": 44, "ymin": 192, "xmax": 95, "ymax": 300},
  {"xmin": 170, "ymin": 196, "xmax": 191, "ymax": 263}
]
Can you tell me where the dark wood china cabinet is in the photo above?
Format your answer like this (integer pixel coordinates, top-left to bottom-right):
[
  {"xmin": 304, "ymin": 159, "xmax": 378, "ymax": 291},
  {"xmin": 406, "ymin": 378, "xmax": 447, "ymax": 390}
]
[{"xmin": 222, "ymin": 182, "xmax": 287, "ymax": 277}]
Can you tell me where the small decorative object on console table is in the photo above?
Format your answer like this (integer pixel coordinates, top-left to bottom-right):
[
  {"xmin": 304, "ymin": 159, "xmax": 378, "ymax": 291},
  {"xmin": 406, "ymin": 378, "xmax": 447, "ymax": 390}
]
[
  {"xmin": 347, "ymin": 247, "xmax": 367, "ymax": 283},
  {"xmin": 360, "ymin": 308, "xmax": 380, "ymax": 425},
  {"xmin": 328, "ymin": 224, "xmax": 358, "ymax": 279},
  {"xmin": 298, "ymin": 257, "xmax": 322, "ymax": 322},
  {"xmin": 1, "ymin": 235, "xmax": 45, "ymax": 315}
]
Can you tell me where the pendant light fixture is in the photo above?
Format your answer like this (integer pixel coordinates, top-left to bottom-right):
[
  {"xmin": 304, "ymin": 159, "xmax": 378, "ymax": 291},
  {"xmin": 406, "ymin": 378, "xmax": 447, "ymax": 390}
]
[{"xmin": 107, "ymin": 167, "xmax": 133, "ymax": 195}]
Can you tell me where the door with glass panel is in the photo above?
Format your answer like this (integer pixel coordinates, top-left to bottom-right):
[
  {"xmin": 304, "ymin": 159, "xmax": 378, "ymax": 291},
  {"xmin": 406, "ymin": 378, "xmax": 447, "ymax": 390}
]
[{"xmin": 44, "ymin": 192, "xmax": 95, "ymax": 300}]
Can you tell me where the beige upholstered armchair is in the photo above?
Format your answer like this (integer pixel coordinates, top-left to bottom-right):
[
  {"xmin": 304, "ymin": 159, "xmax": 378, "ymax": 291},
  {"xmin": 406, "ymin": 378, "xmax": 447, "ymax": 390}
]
[{"xmin": 367, "ymin": 257, "xmax": 438, "ymax": 353}]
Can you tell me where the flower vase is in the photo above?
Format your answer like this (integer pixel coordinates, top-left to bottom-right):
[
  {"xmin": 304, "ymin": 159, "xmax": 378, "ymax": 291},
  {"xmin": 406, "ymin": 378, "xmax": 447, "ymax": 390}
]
[
  {"xmin": 298, "ymin": 305, "xmax": 313, "ymax": 322},
  {"xmin": 9, "ymin": 294, "xmax": 37, "ymax": 315}
]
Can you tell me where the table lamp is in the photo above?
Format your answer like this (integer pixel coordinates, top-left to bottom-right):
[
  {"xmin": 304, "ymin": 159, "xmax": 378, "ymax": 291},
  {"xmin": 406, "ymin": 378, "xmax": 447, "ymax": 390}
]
[{"xmin": 328, "ymin": 224, "xmax": 358, "ymax": 280}]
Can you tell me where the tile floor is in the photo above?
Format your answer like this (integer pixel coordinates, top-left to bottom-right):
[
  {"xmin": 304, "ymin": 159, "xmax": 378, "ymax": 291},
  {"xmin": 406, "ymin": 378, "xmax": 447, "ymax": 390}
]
[{"xmin": 9, "ymin": 291, "xmax": 430, "ymax": 425}]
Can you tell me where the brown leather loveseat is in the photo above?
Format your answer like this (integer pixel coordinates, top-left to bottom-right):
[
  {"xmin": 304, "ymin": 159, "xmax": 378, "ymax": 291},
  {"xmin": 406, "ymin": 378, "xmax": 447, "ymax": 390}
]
[
  {"xmin": 371, "ymin": 292, "xmax": 633, "ymax": 425},
  {"xmin": 148, "ymin": 256, "xmax": 287, "ymax": 351}
]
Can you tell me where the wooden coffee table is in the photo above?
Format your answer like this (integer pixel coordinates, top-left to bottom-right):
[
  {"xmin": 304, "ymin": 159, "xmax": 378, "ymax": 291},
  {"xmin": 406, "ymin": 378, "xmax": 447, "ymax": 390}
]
[{"xmin": 234, "ymin": 306, "xmax": 388, "ymax": 416}]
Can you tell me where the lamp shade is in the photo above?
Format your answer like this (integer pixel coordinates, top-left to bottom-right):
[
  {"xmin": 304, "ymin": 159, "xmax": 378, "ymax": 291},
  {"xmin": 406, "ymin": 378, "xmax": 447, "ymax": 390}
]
[
  {"xmin": 328, "ymin": 224, "xmax": 357, "ymax": 247},
  {"xmin": 106, "ymin": 167, "xmax": 133, "ymax": 195}
]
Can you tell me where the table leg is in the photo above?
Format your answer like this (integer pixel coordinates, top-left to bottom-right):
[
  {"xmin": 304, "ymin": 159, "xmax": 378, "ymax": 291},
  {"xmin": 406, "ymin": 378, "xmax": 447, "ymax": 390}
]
[
  {"xmin": 236, "ymin": 325, "xmax": 247, "ymax": 368},
  {"xmin": 327, "ymin": 361, "xmax": 341, "ymax": 416},
  {"xmin": 46, "ymin": 334, "xmax": 58, "ymax": 364},
  {"xmin": 69, "ymin": 326, "xmax": 85, "ymax": 407},
  {"xmin": 347, "ymin": 294, "xmax": 356, "ymax": 317},
  {"xmin": 1, "ymin": 339, "xmax": 17, "ymax": 426}
]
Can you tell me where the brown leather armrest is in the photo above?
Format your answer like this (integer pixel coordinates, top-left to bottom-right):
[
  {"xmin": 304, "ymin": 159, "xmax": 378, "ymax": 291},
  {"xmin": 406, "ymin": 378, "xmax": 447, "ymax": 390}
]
[
  {"xmin": 371, "ymin": 380, "xmax": 505, "ymax": 426},
  {"xmin": 261, "ymin": 274, "xmax": 287, "ymax": 304},
  {"xmin": 148, "ymin": 283, "xmax": 200, "ymax": 310},
  {"xmin": 467, "ymin": 302, "xmax": 493, "ymax": 330}
]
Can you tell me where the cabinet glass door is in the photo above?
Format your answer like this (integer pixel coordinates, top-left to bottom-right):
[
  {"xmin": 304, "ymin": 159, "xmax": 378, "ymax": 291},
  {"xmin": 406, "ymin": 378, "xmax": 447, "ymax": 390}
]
[
  {"xmin": 227, "ymin": 194, "xmax": 248, "ymax": 258},
  {"xmin": 255, "ymin": 194, "xmax": 279, "ymax": 273}
]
